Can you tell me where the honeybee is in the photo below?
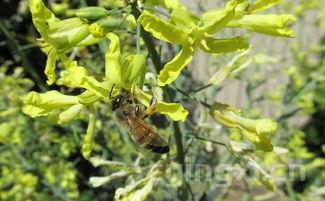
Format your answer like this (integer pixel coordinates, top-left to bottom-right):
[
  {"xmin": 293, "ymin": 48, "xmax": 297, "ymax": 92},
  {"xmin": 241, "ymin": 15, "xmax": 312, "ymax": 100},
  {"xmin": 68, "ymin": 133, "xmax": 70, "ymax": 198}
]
[{"xmin": 110, "ymin": 87, "xmax": 169, "ymax": 154}]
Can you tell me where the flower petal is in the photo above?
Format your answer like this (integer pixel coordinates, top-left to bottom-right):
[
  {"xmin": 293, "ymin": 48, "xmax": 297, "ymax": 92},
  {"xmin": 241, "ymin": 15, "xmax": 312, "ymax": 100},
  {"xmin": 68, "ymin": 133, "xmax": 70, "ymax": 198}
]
[
  {"xmin": 241, "ymin": 130, "xmax": 273, "ymax": 151},
  {"xmin": 138, "ymin": 11, "xmax": 191, "ymax": 46},
  {"xmin": 209, "ymin": 102, "xmax": 276, "ymax": 151},
  {"xmin": 90, "ymin": 171, "xmax": 130, "ymax": 187},
  {"xmin": 209, "ymin": 50, "xmax": 250, "ymax": 85},
  {"xmin": 115, "ymin": 163, "xmax": 162, "ymax": 201},
  {"xmin": 122, "ymin": 54, "xmax": 146, "ymax": 88},
  {"xmin": 44, "ymin": 48, "xmax": 58, "ymax": 85},
  {"xmin": 170, "ymin": 8, "xmax": 200, "ymax": 33},
  {"xmin": 227, "ymin": 14, "xmax": 296, "ymax": 37},
  {"xmin": 199, "ymin": 0, "xmax": 237, "ymax": 35},
  {"xmin": 22, "ymin": 90, "xmax": 79, "ymax": 117},
  {"xmin": 58, "ymin": 104, "xmax": 84, "ymax": 124},
  {"xmin": 29, "ymin": 0, "xmax": 90, "ymax": 51},
  {"xmin": 57, "ymin": 61, "xmax": 108, "ymax": 98},
  {"xmin": 157, "ymin": 102, "xmax": 189, "ymax": 122},
  {"xmin": 28, "ymin": 0, "xmax": 58, "ymax": 42},
  {"xmin": 137, "ymin": 89, "xmax": 189, "ymax": 121},
  {"xmin": 105, "ymin": 33, "xmax": 123, "ymax": 86},
  {"xmin": 199, "ymin": 36, "xmax": 249, "ymax": 53},
  {"xmin": 157, "ymin": 45, "xmax": 194, "ymax": 86}
]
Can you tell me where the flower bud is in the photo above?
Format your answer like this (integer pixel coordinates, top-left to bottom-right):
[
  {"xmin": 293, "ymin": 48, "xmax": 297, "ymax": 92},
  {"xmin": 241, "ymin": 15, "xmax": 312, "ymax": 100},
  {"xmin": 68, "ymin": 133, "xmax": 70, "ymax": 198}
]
[
  {"xmin": 76, "ymin": 7, "xmax": 109, "ymax": 20},
  {"xmin": 89, "ymin": 19, "xmax": 122, "ymax": 38},
  {"xmin": 47, "ymin": 18, "xmax": 90, "ymax": 52},
  {"xmin": 209, "ymin": 102, "xmax": 277, "ymax": 151}
]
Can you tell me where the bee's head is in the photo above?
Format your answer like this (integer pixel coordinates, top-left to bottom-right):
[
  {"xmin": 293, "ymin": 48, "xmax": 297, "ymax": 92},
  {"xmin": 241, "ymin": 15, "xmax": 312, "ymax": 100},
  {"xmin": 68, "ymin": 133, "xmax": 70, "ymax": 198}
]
[{"xmin": 111, "ymin": 94, "xmax": 125, "ymax": 110}]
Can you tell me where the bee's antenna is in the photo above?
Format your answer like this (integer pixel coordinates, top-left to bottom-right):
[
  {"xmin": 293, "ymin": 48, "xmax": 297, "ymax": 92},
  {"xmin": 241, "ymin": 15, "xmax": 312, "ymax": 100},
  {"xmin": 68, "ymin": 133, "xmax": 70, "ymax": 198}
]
[{"xmin": 109, "ymin": 84, "xmax": 116, "ymax": 99}]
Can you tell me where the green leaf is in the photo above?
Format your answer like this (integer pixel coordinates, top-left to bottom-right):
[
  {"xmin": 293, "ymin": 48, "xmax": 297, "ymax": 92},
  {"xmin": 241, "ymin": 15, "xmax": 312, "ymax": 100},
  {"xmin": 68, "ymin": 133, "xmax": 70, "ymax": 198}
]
[
  {"xmin": 22, "ymin": 90, "xmax": 79, "ymax": 117},
  {"xmin": 81, "ymin": 106, "xmax": 96, "ymax": 159},
  {"xmin": 199, "ymin": 36, "xmax": 249, "ymax": 53},
  {"xmin": 138, "ymin": 11, "xmax": 192, "ymax": 46},
  {"xmin": 227, "ymin": 14, "xmax": 296, "ymax": 37},
  {"xmin": 157, "ymin": 45, "xmax": 194, "ymax": 86}
]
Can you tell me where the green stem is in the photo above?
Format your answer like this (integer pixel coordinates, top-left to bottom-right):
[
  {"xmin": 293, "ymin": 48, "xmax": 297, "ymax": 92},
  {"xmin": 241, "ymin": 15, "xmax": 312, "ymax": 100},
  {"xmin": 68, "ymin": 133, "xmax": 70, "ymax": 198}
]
[
  {"xmin": 130, "ymin": 3, "xmax": 162, "ymax": 73},
  {"xmin": 0, "ymin": 19, "xmax": 46, "ymax": 91},
  {"xmin": 276, "ymin": 108, "xmax": 300, "ymax": 122},
  {"xmin": 136, "ymin": 22, "xmax": 141, "ymax": 54},
  {"xmin": 173, "ymin": 121, "xmax": 185, "ymax": 169},
  {"xmin": 188, "ymin": 133, "xmax": 227, "ymax": 147},
  {"xmin": 171, "ymin": 85, "xmax": 211, "ymax": 107},
  {"xmin": 130, "ymin": 3, "xmax": 188, "ymax": 199},
  {"xmin": 191, "ymin": 83, "xmax": 212, "ymax": 93},
  {"xmin": 285, "ymin": 180, "xmax": 296, "ymax": 201},
  {"xmin": 42, "ymin": 179, "xmax": 74, "ymax": 201}
]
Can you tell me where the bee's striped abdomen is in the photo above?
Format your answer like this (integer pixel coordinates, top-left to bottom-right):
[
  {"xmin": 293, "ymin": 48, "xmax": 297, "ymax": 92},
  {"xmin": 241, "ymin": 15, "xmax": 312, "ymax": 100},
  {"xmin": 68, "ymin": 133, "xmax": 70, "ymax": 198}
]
[{"xmin": 143, "ymin": 144, "xmax": 169, "ymax": 154}]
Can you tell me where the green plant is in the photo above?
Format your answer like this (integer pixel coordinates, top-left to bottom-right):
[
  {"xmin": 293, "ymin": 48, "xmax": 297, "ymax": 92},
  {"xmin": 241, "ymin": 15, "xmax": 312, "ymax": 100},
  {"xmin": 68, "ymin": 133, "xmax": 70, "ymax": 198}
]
[{"xmin": 2, "ymin": 0, "xmax": 324, "ymax": 200}]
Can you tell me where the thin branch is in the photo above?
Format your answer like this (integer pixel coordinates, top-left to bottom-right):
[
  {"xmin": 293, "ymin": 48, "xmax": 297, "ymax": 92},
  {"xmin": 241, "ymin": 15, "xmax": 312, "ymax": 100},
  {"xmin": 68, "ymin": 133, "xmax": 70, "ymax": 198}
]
[
  {"xmin": 188, "ymin": 133, "xmax": 227, "ymax": 147},
  {"xmin": 276, "ymin": 108, "xmax": 300, "ymax": 122},
  {"xmin": 0, "ymin": 19, "xmax": 46, "ymax": 91},
  {"xmin": 191, "ymin": 83, "xmax": 212, "ymax": 93}
]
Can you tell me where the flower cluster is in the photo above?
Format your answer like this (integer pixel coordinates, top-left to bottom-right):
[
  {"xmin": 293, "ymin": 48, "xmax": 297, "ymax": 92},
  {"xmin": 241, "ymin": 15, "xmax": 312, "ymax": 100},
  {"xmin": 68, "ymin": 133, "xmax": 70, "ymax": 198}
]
[
  {"xmin": 138, "ymin": 0, "xmax": 296, "ymax": 86},
  {"xmin": 23, "ymin": 0, "xmax": 297, "ymax": 198},
  {"xmin": 24, "ymin": 0, "xmax": 188, "ymax": 161}
]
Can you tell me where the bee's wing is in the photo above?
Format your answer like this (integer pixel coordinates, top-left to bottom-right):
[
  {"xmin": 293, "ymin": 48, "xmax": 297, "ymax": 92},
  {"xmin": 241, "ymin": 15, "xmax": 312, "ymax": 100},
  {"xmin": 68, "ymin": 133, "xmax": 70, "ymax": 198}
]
[{"xmin": 127, "ymin": 116, "xmax": 169, "ymax": 154}]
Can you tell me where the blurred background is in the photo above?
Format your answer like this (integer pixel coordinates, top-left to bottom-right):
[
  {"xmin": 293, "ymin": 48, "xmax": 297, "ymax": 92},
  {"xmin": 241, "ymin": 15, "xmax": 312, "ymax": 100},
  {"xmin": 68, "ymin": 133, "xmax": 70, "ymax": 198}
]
[{"xmin": 0, "ymin": 0, "xmax": 324, "ymax": 200}]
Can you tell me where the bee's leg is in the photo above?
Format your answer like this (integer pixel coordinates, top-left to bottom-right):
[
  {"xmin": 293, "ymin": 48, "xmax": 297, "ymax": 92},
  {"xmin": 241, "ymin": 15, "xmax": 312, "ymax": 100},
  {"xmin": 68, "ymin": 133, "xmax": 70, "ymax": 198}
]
[{"xmin": 142, "ymin": 97, "xmax": 157, "ymax": 119}]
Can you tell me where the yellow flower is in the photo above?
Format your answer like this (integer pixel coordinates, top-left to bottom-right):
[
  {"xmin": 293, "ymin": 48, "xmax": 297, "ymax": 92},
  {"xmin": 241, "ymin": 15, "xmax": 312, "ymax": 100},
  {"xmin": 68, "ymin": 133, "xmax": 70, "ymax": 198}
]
[
  {"xmin": 209, "ymin": 102, "xmax": 277, "ymax": 151},
  {"xmin": 138, "ymin": 0, "xmax": 295, "ymax": 86}
]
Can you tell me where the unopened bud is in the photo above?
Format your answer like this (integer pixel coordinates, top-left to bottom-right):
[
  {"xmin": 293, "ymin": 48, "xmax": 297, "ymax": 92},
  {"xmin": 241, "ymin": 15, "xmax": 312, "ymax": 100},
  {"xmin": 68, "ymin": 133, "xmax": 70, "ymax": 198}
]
[{"xmin": 76, "ymin": 7, "xmax": 109, "ymax": 20}]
